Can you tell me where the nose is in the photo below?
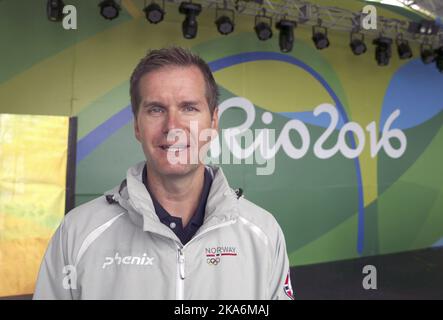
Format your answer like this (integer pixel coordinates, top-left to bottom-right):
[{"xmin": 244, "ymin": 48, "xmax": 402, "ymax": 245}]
[
  {"xmin": 162, "ymin": 110, "xmax": 187, "ymax": 145},
  {"xmin": 162, "ymin": 109, "xmax": 180, "ymax": 135}
]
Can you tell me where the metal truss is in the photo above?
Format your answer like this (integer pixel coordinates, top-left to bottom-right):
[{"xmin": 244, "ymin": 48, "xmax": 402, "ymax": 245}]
[{"xmin": 164, "ymin": 0, "xmax": 443, "ymax": 47}]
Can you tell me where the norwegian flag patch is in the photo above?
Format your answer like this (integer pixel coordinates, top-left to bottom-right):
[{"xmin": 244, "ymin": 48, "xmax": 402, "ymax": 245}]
[{"xmin": 283, "ymin": 270, "xmax": 295, "ymax": 300}]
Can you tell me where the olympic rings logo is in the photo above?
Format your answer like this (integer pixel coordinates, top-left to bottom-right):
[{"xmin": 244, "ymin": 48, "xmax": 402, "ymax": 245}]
[{"xmin": 206, "ymin": 257, "xmax": 220, "ymax": 265}]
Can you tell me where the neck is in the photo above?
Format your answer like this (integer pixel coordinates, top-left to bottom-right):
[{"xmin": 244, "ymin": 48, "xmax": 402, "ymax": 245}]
[{"xmin": 146, "ymin": 165, "xmax": 205, "ymax": 227}]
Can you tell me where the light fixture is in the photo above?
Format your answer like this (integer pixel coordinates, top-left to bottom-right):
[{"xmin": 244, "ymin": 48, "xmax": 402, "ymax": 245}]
[
  {"xmin": 312, "ymin": 26, "xmax": 329, "ymax": 50},
  {"xmin": 144, "ymin": 1, "xmax": 165, "ymax": 24},
  {"xmin": 276, "ymin": 19, "xmax": 297, "ymax": 53},
  {"xmin": 215, "ymin": 8, "xmax": 234, "ymax": 35},
  {"xmin": 396, "ymin": 35, "xmax": 413, "ymax": 60},
  {"xmin": 99, "ymin": 0, "xmax": 120, "ymax": 20},
  {"xmin": 254, "ymin": 11, "xmax": 272, "ymax": 41},
  {"xmin": 420, "ymin": 43, "xmax": 436, "ymax": 64},
  {"xmin": 408, "ymin": 20, "xmax": 439, "ymax": 35},
  {"xmin": 47, "ymin": 0, "xmax": 65, "ymax": 22},
  {"xmin": 179, "ymin": 2, "xmax": 202, "ymax": 39},
  {"xmin": 436, "ymin": 47, "xmax": 443, "ymax": 73},
  {"xmin": 350, "ymin": 31, "xmax": 367, "ymax": 55},
  {"xmin": 373, "ymin": 36, "xmax": 393, "ymax": 66}
]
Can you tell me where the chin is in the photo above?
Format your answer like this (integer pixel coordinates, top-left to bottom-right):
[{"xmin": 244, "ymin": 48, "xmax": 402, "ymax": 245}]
[{"xmin": 156, "ymin": 162, "xmax": 201, "ymax": 177}]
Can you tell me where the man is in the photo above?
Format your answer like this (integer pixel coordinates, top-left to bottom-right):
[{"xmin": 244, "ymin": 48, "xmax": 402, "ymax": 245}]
[{"xmin": 33, "ymin": 47, "xmax": 294, "ymax": 300}]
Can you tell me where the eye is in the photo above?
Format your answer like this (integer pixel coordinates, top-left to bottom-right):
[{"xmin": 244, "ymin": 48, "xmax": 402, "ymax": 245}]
[
  {"xmin": 183, "ymin": 105, "xmax": 198, "ymax": 112},
  {"xmin": 148, "ymin": 106, "xmax": 165, "ymax": 114}
]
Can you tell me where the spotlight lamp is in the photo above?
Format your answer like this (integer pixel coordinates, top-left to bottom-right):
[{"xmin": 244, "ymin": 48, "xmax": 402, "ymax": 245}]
[
  {"xmin": 350, "ymin": 31, "xmax": 367, "ymax": 55},
  {"xmin": 408, "ymin": 20, "xmax": 439, "ymax": 36},
  {"xmin": 47, "ymin": 0, "xmax": 65, "ymax": 22},
  {"xmin": 420, "ymin": 43, "xmax": 436, "ymax": 64},
  {"xmin": 254, "ymin": 13, "xmax": 273, "ymax": 41},
  {"xmin": 215, "ymin": 8, "xmax": 235, "ymax": 35},
  {"xmin": 396, "ymin": 35, "xmax": 413, "ymax": 60},
  {"xmin": 179, "ymin": 2, "xmax": 202, "ymax": 39},
  {"xmin": 144, "ymin": 1, "xmax": 165, "ymax": 24},
  {"xmin": 99, "ymin": 0, "xmax": 121, "ymax": 20},
  {"xmin": 312, "ymin": 26, "xmax": 329, "ymax": 50},
  {"xmin": 373, "ymin": 36, "xmax": 393, "ymax": 66},
  {"xmin": 436, "ymin": 47, "xmax": 443, "ymax": 73},
  {"xmin": 276, "ymin": 19, "xmax": 297, "ymax": 53}
]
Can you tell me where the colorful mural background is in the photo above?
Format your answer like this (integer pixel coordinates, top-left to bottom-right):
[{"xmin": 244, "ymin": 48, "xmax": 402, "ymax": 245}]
[{"xmin": 1, "ymin": 0, "xmax": 442, "ymax": 295}]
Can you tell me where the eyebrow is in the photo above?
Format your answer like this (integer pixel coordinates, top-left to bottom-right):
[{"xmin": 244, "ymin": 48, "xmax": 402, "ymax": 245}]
[
  {"xmin": 141, "ymin": 101, "xmax": 165, "ymax": 109},
  {"xmin": 179, "ymin": 100, "xmax": 201, "ymax": 107},
  {"xmin": 141, "ymin": 100, "xmax": 202, "ymax": 108}
]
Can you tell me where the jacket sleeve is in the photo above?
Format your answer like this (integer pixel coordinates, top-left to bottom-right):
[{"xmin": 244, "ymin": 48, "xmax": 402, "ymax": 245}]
[
  {"xmin": 33, "ymin": 222, "xmax": 75, "ymax": 300},
  {"xmin": 268, "ymin": 223, "xmax": 295, "ymax": 300}
]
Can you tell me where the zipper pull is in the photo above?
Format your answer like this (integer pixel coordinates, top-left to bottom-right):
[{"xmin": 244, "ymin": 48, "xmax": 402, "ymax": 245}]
[{"xmin": 178, "ymin": 248, "xmax": 185, "ymax": 279}]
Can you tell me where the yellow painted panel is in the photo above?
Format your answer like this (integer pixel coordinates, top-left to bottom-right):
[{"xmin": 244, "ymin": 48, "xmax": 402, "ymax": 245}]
[{"xmin": 0, "ymin": 114, "xmax": 68, "ymax": 297}]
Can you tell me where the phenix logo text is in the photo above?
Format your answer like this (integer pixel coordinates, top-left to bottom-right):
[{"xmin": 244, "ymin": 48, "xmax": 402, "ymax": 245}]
[{"xmin": 102, "ymin": 252, "xmax": 154, "ymax": 269}]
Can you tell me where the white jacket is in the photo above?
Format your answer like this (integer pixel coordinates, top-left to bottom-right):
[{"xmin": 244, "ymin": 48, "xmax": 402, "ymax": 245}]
[{"xmin": 33, "ymin": 162, "xmax": 294, "ymax": 300}]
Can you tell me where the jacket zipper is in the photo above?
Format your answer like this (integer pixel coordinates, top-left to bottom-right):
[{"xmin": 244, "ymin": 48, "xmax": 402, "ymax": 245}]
[
  {"xmin": 174, "ymin": 219, "xmax": 237, "ymax": 300},
  {"xmin": 176, "ymin": 247, "xmax": 185, "ymax": 300}
]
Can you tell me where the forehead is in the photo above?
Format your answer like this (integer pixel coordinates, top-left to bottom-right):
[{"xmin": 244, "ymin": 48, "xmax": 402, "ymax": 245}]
[{"xmin": 139, "ymin": 66, "xmax": 206, "ymax": 100}]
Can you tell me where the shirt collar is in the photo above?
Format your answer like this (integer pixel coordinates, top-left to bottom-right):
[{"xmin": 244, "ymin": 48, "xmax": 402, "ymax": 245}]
[
  {"xmin": 110, "ymin": 162, "xmax": 239, "ymax": 237},
  {"xmin": 142, "ymin": 164, "xmax": 212, "ymax": 229}
]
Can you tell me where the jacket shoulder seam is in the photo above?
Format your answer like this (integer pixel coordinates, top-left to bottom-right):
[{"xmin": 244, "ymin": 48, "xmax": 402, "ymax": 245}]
[
  {"xmin": 74, "ymin": 211, "xmax": 127, "ymax": 266},
  {"xmin": 237, "ymin": 216, "xmax": 270, "ymax": 247}
]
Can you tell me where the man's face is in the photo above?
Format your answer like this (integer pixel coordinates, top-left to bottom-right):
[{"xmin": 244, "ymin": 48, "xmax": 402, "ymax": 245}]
[{"xmin": 134, "ymin": 66, "xmax": 218, "ymax": 178}]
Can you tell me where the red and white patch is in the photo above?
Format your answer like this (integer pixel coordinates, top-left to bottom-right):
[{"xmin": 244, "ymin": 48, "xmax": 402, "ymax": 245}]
[{"xmin": 283, "ymin": 270, "xmax": 295, "ymax": 300}]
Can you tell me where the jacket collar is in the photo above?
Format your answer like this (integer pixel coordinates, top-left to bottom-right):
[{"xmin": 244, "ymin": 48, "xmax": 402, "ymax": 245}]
[{"xmin": 105, "ymin": 162, "xmax": 239, "ymax": 239}]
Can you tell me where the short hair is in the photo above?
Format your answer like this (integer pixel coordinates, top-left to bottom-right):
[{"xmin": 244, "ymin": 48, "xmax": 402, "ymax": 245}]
[{"xmin": 129, "ymin": 46, "xmax": 219, "ymax": 118}]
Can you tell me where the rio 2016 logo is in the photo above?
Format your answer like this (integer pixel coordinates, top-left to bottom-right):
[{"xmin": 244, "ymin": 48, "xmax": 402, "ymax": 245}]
[
  {"xmin": 165, "ymin": 97, "xmax": 407, "ymax": 176},
  {"xmin": 209, "ymin": 97, "xmax": 406, "ymax": 165}
]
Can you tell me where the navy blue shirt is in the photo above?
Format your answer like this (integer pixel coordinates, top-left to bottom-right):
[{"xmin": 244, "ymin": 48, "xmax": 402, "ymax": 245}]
[{"xmin": 142, "ymin": 165, "xmax": 213, "ymax": 245}]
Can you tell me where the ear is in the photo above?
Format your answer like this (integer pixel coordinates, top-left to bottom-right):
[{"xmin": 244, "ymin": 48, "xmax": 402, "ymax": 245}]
[
  {"xmin": 211, "ymin": 107, "xmax": 219, "ymax": 131},
  {"xmin": 134, "ymin": 118, "xmax": 142, "ymax": 142}
]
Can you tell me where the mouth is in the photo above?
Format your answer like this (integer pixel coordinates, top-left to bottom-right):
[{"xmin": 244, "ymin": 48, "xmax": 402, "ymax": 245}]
[{"xmin": 159, "ymin": 144, "xmax": 190, "ymax": 152}]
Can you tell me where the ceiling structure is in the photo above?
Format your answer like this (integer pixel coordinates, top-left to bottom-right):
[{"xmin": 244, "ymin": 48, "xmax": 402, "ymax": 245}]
[{"xmin": 158, "ymin": 0, "xmax": 443, "ymax": 46}]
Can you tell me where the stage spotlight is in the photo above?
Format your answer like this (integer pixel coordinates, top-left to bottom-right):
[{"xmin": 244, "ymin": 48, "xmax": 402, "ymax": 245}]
[
  {"xmin": 396, "ymin": 37, "xmax": 413, "ymax": 60},
  {"xmin": 99, "ymin": 0, "xmax": 120, "ymax": 20},
  {"xmin": 436, "ymin": 47, "xmax": 443, "ymax": 73},
  {"xmin": 179, "ymin": 2, "xmax": 202, "ymax": 39},
  {"xmin": 408, "ymin": 20, "xmax": 439, "ymax": 36},
  {"xmin": 216, "ymin": 16, "xmax": 234, "ymax": 35},
  {"xmin": 254, "ymin": 14, "xmax": 272, "ymax": 41},
  {"xmin": 373, "ymin": 37, "xmax": 392, "ymax": 66},
  {"xmin": 47, "ymin": 0, "xmax": 65, "ymax": 22},
  {"xmin": 312, "ymin": 26, "xmax": 329, "ymax": 50},
  {"xmin": 215, "ymin": 8, "xmax": 234, "ymax": 35},
  {"xmin": 144, "ymin": 2, "xmax": 165, "ymax": 24},
  {"xmin": 350, "ymin": 32, "xmax": 366, "ymax": 55},
  {"xmin": 276, "ymin": 19, "xmax": 297, "ymax": 53},
  {"xmin": 420, "ymin": 43, "xmax": 436, "ymax": 64}
]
